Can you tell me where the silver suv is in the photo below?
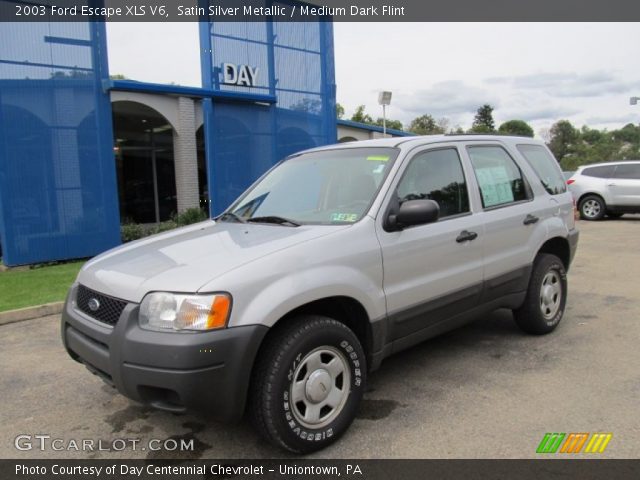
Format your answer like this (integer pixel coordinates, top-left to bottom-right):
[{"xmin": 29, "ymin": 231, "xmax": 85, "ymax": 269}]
[
  {"xmin": 568, "ymin": 161, "xmax": 640, "ymax": 220},
  {"xmin": 61, "ymin": 135, "xmax": 578, "ymax": 453}
]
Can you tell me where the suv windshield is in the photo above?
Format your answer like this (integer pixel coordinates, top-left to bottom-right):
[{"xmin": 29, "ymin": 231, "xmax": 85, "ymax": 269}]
[{"xmin": 223, "ymin": 147, "xmax": 399, "ymax": 225}]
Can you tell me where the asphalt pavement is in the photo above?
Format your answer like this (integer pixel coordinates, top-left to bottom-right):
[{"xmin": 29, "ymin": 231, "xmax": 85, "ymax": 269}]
[{"xmin": 1, "ymin": 216, "xmax": 639, "ymax": 459}]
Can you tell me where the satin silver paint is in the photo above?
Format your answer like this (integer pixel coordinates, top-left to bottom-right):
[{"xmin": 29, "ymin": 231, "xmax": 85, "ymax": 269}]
[{"xmin": 75, "ymin": 135, "xmax": 576, "ymax": 334}]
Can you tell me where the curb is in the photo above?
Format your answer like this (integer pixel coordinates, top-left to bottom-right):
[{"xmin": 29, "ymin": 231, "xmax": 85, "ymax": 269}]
[{"xmin": 0, "ymin": 302, "xmax": 64, "ymax": 326}]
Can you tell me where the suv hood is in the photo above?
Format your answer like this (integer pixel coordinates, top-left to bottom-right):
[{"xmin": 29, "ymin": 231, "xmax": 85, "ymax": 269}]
[{"xmin": 77, "ymin": 221, "xmax": 347, "ymax": 303}]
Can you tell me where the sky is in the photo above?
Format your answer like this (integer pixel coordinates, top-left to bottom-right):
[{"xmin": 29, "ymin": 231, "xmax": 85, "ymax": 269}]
[{"xmin": 106, "ymin": 22, "xmax": 640, "ymax": 137}]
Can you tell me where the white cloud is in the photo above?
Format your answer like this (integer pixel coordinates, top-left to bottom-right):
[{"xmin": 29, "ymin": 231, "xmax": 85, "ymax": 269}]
[
  {"xmin": 334, "ymin": 23, "xmax": 640, "ymax": 133},
  {"xmin": 586, "ymin": 113, "xmax": 640, "ymax": 126},
  {"xmin": 487, "ymin": 71, "xmax": 640, "ymax": 98},
  {"xmin": 395, "ymin": 81, "xmax": 499, "ymax": 116}
]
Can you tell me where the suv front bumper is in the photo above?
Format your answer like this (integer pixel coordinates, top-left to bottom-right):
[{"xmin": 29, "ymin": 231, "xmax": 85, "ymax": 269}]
[{"xmin": 61, "ymin": 284, "xmax": 268, "ymax": 421}]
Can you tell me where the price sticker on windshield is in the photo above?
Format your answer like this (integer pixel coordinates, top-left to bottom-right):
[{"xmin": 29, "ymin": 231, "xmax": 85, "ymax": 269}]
[
  {"xmin": 366, "ymin": 155, "xmax": 389, "ymax": 162},
  {"xmin": 331, "ymin": 213, "xmax": 358, "ymax": 222}
]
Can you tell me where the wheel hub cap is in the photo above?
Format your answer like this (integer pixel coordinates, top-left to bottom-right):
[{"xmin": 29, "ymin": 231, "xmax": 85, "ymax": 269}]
[
  {"xmin": 305, "ymin": 369, "xmax": 332, "ymax": 403},
  {"xmin": 542, "ymin": 285, "xmax": 554, "ymax": 305},
  {"xmin": 289, "ymin": 346, "xmax": 351, "ymax": 429},
  {"xmin": 583, "ymin": 200, "xmax": 600, "ymax": 218},
  {"xmin": 539, "ymin": 271, "xmax": 562, "ymax": 320}
]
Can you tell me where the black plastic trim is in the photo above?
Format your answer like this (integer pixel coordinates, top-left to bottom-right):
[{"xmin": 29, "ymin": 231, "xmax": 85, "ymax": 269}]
[
  {"xmin": 61, "ymin": 284, "xmax": 269, "ymax": 422},
  {"xmin": 385, "ymin": 265, "xmax": 532, "ymax": 345}
]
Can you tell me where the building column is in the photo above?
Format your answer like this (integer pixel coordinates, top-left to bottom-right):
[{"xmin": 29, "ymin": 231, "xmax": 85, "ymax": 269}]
[{"xmin": 173, "ymin": 96, "xmax": 200, "ymax": 213}]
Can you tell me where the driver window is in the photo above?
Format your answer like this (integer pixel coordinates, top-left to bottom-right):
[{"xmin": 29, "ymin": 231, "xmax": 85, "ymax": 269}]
[{"xmin": 397, "ymin": 148, "xmax": 470, "ymax": 218}]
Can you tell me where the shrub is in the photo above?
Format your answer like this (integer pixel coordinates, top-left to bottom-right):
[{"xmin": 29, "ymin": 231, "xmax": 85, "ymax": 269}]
[
  {"xmin": 173, "ymin": 207, "xmax": 208, "ymax": 226},
  {"xmin": 152, "ymin": 221, "xmax": 179, "ymax": 234},
  {"xmin": 120, "ymin": 208, "xmax": 208, "ymax": 243},
  {"xmin": 120, "ymin": 223, "xmax": 145, "ymax": 243}
]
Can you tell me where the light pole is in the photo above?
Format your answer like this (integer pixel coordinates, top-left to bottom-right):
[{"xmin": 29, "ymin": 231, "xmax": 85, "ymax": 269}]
[{"xmin": 378, "ymin": 91, "xmax": 392, "ymax": 136}]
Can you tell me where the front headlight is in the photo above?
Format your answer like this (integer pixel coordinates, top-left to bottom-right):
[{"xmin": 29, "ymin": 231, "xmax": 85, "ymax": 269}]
[{"xmin": 139, "ymin": 292, "xmax": 231, "ymax": 332}]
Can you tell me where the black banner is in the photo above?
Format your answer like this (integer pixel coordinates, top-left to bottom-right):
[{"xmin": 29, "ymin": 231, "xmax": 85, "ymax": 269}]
[
  {"xmin": 2, "ymin": 0, "xmax": 640, "ymax": 22},
  {"xmin": 2, "ymin": 459, "xmax": 640, "ymax": 480}
]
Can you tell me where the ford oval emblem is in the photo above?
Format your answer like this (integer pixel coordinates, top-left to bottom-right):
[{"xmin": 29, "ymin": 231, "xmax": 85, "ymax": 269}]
[{"xmin": 88, "ymin": 298, "xmax": 100, "ymax": 312}]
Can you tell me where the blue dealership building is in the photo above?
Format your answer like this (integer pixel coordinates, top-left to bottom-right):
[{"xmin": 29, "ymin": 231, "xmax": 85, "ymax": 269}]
[{"xmin": 0, "ymin": 7, "xmax": 344, "ymax": 266}]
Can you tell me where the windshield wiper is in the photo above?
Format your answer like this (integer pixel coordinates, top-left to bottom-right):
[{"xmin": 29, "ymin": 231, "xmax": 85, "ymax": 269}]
[
  {"xmin": 246, "ymin": 216, "xmax": 301, "ymax": 227},
  {"xmin": 216, "ymin": 212, "xmax": 246, "ymax": 223}
]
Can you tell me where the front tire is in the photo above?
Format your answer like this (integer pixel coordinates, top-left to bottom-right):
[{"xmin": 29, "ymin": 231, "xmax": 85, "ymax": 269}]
[
  {"xmin": 250, "ymin": 315, "xmax": 366, "ymax": 453},
  {"xmin": 514, "ymin": 254, "xmax": 567, "ymax": 335},
  {"xmin": 579, "ymin": 195, "xmax": 605, "ymax": 220}
]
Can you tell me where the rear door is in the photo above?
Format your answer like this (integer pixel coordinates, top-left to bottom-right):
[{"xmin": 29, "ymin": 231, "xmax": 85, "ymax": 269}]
[
  {"xmin": 376, "ymin": 144, "xmax": 484, "ymax": 341},
  {"xmin": 609, "ymin": 163, "xmax": 640, "ymax": 207},
  {"xmin": 461, "ymin": 143, "xmax": 550, "ymax": 303}
]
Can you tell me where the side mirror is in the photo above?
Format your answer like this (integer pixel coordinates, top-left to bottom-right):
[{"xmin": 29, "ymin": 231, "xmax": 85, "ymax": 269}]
[{"xmin": 388, "ymin": 199, "xmax": 439, "ymax": 230}]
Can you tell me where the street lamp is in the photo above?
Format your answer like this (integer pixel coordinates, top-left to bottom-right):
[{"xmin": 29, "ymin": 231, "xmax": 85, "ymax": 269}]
[
  {"xmin": 378, "ymin": 91, "xmax": 392, "ymax": 136},
  {"xmin": 630, "ymin": 96, "xmax": 640, "ymax": 105}
]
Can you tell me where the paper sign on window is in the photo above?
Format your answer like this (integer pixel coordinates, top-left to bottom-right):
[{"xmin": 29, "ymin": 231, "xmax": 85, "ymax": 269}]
[{"xmin": 475, "ymin": 167, "xmax": 514, "ymax": 207}]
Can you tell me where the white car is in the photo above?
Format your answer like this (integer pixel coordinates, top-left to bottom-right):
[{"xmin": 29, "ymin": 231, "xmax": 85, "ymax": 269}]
[{"xmin": 567, "ymin": 161, "xmax": 640, "ymax": 220}]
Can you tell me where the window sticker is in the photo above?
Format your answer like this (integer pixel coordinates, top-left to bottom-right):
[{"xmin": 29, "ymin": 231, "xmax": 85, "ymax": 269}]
[
  {"xmin": 331, "ymin": 212, "xmax": 358, "ymax": 222},
  {"xmin": 475, "ymin": 166, "xmax": 514, "ymax": 207},
  {"xmin": 366, "ymin": 155, "xmax": 389, "ymax": 162}
]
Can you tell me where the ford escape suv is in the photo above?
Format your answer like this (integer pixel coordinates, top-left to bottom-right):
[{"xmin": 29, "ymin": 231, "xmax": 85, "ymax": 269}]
[{"xmin": 62, "ymin": 135, "xmax": 578, "ymax": 453}]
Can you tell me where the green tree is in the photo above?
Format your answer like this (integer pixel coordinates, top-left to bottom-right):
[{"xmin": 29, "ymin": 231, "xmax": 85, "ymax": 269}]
[
  {"xmin": 374, "ymin": 117, "xmax": 403, "ymax": 131},
  {"xmin": 580, "ymin": 126, "xmax": 603, "ymax": 145},
  {"xmin": 349, "ymin": 104, "xmax": 403, "ymax": 130},
  {"xmin": 437, "ymin": 117, "xmax": 451, "ymax": 134},
  {"xmin": 548, "ymin": 120, "xmax": 578, "ymax": 163},
  {"xmin": 498, "ymin": 120, "xmax": 534, "ymax": 137},
  {"xmin": 613, "ymin": 123, "xmax": 640, "ymax": 144},
  {"xmin": 470, "ymin": 104, "xmax": 496, "ymax": 133},
  {"xmin": 408, "ymin": 114, "xmax": 445, "ymax": 135},
  {"xmin": 554, "ymin": 121, "xmax": 640, "ymax": 170},
  {"xmin": 351, "ymin": 105, "xmax": 374, "ymax": 124},
  {"xmin": 336, "ymin": 103, "xmax": 345, "ymax": 119}
]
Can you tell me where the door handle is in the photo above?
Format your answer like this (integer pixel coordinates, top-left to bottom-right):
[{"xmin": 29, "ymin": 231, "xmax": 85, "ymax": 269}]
[
  {"xmin": 607, "ymin": 183, "xmax": 617, "ymax": 186},
  {"xmin": 523, "ymin": 214, "xmax": 539, "ymax": 225},
  {"xmin": 456, "ymin": 230, "xmax": 478, "ymax": 243}
]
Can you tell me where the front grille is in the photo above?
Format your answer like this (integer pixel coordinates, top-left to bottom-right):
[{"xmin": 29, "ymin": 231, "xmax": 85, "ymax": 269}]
[{"xmin": 76, "ymin": 285, "xmax": 127, "ymax": 326}]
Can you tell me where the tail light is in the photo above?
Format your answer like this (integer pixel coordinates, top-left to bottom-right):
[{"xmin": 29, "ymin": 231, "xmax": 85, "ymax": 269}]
[{"xmin": 566, "ymin": 179, "xmax": 575, "ymax": 185}]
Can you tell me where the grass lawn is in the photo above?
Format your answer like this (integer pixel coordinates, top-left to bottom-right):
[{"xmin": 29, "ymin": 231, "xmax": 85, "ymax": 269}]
[{"xmin": 0, "ymin": 261, "xmax": 85, "ymax": 312}]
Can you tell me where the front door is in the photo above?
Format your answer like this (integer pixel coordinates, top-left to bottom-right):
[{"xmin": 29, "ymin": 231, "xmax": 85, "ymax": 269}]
[{"xmin": 376, "ymin": 146, "xmax": 484, "ymax": 342}]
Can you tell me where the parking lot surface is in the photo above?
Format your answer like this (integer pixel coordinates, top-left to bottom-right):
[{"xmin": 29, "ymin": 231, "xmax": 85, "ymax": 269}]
[{"xmin": 1, "ymin": 217, "xmax": 639, "ymax": 459}]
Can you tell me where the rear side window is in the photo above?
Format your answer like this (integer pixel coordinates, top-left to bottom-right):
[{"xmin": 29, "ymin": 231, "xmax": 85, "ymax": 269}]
[
  {"xmin": 517, "ymin": 144, "xmax": 567, "ymax": 195},
  {"xmin": 613, "ymin": 163, "xmax": 640, "ymax": 179},
  {"xmin": 582, "ymin": 165, "xmax": 615, "ymax": 178},
  {"xmin": 467, "ymin": 145, "xmax": 530, "ymax": 209}
]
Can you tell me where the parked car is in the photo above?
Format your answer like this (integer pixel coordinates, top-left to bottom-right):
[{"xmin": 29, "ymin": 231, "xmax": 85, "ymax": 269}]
[
  {"xmin": 567, "ymin": 161, "xmax": 640, "ymax": 220},
  {"xmin": 563, "ymin": 170, "xmax": 575, "ymax": 181},
  {"xmin": 61, "ymin": 135, "xmax": 578, "ymax": 453}
]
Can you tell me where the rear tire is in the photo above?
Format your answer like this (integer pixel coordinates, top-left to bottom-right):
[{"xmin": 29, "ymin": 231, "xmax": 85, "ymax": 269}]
[
  {"xmin": 514, "ymin": 254, "xmax": 567, "ymax": 335},
  {"xmin": 579, "ymin": 195, "xmax": 605, "ymax": 220},
  {"xmin": 250, "ymin": 315, "xmax": 366, "ymax": 453}
]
